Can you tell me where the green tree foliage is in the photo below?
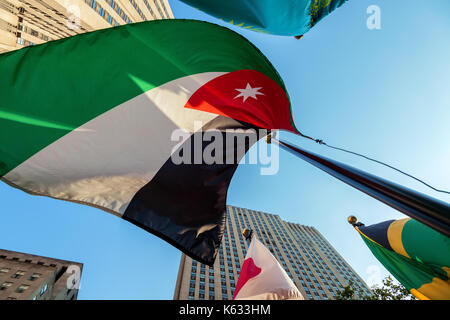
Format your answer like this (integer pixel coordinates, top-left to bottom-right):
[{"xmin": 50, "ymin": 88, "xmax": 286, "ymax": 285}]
[
  {"xmin": 336, "ymin": 276, "xmax": 417, "ymax": 300},
  {"xmin": 335, "ymin": 280, "xmax": 357, "ymax": 300}
]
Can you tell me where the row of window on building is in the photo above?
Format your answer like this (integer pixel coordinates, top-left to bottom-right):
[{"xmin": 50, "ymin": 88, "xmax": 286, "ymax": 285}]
[
  {"xmin": 87, "ymin": 0, "xmax": 127, "ymax": 27},
  {"xmin": 10, "ymin": 0, "xmax": 171, "ymax": 51},
  {"xmin": 0, "ymin": 267, "xmax": 49, "ymax": 299},
  {"xmin": 300, "ymin": 227, "xmax": 371, "ymax": 296},
  {"xmin": 0, "ymin": 282, "xmax": 48, "ymax": 299},
  {"xmin": 87, "ymin": 0, "xmax": 170, "ymax": 29},
  {"xmin": 1, "ymin": 268, "xmax": 41, "ymax": 280}
]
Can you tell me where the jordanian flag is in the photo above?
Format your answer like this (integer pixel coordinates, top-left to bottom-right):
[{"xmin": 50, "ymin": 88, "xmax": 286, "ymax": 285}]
[
  {"xmin": 179, "ymin": 0, "xmax": 349, "ymax": 36},
  {"xmin": 354, "ymin": 218, "xmax": 450, "ymax": 300},
  {"xmin": 0, "ymin": 20, "xmax": 298, "ymax": 265}
]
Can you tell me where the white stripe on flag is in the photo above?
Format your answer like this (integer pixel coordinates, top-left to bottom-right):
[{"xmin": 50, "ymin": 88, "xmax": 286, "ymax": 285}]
[
  {"xmin": 4, "ymin": 72, "xmax": 225, "ymax": 214},
  {"xmin": 235, "ymin": 237, "xmax": 304, "ymax": 300}
]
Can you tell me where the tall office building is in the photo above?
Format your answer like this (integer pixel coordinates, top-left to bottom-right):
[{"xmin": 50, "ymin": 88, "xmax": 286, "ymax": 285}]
[
  {"xmin": 174, "ymin": 205, "xmax": 372, "ymax": 300},
  {"xmin": 0, "ymin": 0, "xmax": 173, "ymax": 53},
  {"xmin": 0, "ymin": 249, "xmax": 83, "ymax": 300}
]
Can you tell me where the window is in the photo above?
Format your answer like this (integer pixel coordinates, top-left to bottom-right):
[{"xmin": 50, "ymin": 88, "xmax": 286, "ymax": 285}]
[
  {"xmin": 29, "ymin": 273, "xmax": 41, "ymax": 281},
  {"xmin": 11, "ymin": 270, "xmax": 25, "ymax": 279},
  {"xmin": 16, "ymin": 284, "xmax": 30, "ymax": 293},
  {"xmin": 40, "ymin": 283, "xmax": 48, "ymax": 296},
  {"xmin": 0, "ymin": 268, "xmax": 10, "ymax": 274},
  {"xmin": 0, "ymin": 282, "xmax": 12, "ymax": 290}
]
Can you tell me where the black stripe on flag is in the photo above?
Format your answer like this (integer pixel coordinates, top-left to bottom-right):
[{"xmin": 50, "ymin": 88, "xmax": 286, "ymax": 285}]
[
  {"xmin": 358, "ymin": 220, "xmax": 395, "ymax": 250},
  {"xmin": 123, "ymin": 116, "xmax": 266, "ymax": 266}
]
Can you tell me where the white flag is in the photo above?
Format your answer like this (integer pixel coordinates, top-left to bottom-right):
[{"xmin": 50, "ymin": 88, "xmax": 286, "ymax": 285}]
[{"xmin": 233, "ymin": 237, "xmax": 304, "ymax": 300}]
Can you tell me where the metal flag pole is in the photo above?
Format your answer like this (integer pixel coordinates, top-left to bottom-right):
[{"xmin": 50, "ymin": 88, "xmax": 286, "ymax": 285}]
[{"xmin": 271, "ymin": 138, "xmax": 450, "ymax": 237}]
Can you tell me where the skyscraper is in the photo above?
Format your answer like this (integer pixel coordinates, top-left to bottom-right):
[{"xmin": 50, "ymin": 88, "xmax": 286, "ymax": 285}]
[
  {"xmin": 173, "ymin": 205, "xmax": 372, "ymax": 300},
  {"xmin": 0, "ymin": 249, "xmax": 83, "ymax": 300},
  {"xmin": 0, "ymin": 0, "xmax": 173, "ymax": 53}
]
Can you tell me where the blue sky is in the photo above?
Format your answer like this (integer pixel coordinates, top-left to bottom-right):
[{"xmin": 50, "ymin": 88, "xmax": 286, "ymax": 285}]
[{"xmin": 0, "ymin": 0, "xmax": 449, "ymax": 299}]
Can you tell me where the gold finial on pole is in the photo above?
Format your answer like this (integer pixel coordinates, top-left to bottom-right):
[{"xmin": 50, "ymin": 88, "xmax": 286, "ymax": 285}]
[
  {"xmin": 266, "ymin": 130, "xmax": 272, "ymax": 144},
  {"xmin": 348, "ymin": 216, "xmax": 358, "ymax": 225},
  {"xmin": 242, "ymin": 228, "xmax": 253, "ymax": 240},
  {"xmin": 348, "ymin": 215, "xmax": 364, "ymax": 227}
]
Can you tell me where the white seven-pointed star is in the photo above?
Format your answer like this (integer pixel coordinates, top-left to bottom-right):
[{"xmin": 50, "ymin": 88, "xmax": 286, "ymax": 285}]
[{"xmin": 234, "ymin": 83, "xmax": 264, "ymax": 102}]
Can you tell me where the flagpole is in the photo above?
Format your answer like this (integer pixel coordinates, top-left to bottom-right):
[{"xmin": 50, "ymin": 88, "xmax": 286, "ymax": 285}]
[{"xmin": 272, "ymin": 138, "xmax": 450, "ymax": 237}]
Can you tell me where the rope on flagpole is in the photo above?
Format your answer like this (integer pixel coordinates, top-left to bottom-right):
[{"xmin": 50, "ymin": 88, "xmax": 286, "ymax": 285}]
[{"xmin": 280, "ymin": 134, "xmax": 450, "ymax": 195}]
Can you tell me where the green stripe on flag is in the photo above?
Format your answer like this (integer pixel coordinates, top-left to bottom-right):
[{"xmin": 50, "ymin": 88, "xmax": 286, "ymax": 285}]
[
  {"xmin": 361, "ymin": 234, "xmax": 447, "ymax": 293},
  {"xmin": 401, "ymin": 219, "xmax": 450, "ymax": 270}
]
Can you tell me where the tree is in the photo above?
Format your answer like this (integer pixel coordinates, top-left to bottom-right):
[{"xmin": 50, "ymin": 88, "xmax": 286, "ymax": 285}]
[
  {"xmin": 363, "ymin": 276, "xmax": 417, "ymax": 300},
  {"xmin": 336, "ymin": 276, "xmax": 417, "ymax": 300},
  {"xmin": 335, "ymin": 280, "xmax": 357, "ymax": 300}
]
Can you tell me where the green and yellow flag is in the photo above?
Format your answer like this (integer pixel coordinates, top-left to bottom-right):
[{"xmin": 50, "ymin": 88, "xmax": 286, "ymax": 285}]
[{"xmin": 352, "ymin": 217, "xmax": 450, "ymax": 300}]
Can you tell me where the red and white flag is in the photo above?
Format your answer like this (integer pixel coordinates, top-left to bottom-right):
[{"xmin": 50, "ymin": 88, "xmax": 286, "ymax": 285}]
[{"xmin": 233, "ymin": 237, "xmax": 304, "ymax": 300}]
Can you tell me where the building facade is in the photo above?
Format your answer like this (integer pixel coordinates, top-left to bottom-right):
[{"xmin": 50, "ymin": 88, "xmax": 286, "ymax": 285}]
[
  {"xmin": 0, "ymin": 249, "xmax": 83, "ymax": 300},
  {"xmin": 174, "ymin": 205, "xmax": 372, "ymax": 300},
  {"xmin": 0, "ymin": 0, "xmax": 173, "ymax": 53}
]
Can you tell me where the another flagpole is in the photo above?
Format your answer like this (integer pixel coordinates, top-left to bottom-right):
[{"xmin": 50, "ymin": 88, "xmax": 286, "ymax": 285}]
[
  {"xmin": 271, "ymin": 137, "xmax": 450, "ymax": 237},
  {"xmin": 242, "ymin": 228, "xmax": 253, "ymax": 245}
]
